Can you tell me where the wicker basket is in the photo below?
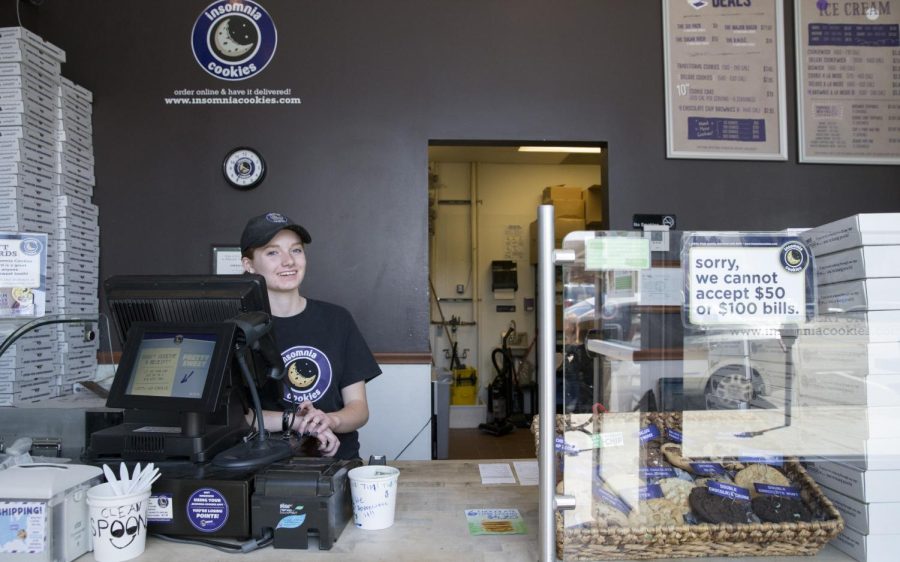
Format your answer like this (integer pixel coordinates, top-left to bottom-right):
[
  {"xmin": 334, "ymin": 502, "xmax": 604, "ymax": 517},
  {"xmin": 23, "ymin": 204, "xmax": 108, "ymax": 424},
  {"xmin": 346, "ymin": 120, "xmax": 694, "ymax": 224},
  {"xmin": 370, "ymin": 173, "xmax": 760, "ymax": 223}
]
[{"xmin": 532, "ymin": 413, "xmax": 844, "ymax": 560}]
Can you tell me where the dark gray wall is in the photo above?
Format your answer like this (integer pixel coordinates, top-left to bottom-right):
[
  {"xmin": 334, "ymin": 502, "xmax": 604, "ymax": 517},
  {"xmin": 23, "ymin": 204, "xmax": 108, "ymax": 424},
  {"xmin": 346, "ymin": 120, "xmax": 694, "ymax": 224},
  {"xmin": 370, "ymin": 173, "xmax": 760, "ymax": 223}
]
[{"xmin": 5, "ymin": 0, "xmax": 899, "ymax": 353}]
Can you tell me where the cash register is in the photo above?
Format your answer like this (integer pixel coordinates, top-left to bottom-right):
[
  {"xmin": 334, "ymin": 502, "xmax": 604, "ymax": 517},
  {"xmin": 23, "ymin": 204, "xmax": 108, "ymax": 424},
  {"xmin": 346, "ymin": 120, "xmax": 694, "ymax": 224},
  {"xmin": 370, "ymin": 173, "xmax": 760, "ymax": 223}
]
[{"xmin": 84, "ymin": 275, "xmax": 359, "ymax": 550}]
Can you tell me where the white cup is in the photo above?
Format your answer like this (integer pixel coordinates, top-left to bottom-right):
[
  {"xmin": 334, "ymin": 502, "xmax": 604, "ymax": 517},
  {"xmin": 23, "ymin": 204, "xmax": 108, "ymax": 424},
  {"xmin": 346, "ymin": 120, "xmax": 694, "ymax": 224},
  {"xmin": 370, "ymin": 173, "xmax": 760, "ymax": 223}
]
[
  {"xmin": 347, "ymin": 465, "xmax": 400, "ymax": 530},
  {"xmin": 86, "ymin": 482, "xmax": 151, "ymax": 562}
]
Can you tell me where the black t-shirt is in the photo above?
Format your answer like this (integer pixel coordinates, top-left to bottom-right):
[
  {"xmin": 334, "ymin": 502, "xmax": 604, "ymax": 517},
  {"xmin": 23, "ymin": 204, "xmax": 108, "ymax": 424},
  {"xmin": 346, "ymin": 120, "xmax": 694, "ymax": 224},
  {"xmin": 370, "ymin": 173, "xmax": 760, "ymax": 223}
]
[{"xmin": 260, "ymin": 299, "xmax": 381, "ymax": 459}]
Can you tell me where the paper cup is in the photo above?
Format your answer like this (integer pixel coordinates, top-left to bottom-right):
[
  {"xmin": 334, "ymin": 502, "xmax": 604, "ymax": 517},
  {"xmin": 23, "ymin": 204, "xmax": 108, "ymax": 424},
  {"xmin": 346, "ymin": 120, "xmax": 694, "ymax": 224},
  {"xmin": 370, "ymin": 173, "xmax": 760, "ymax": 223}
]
[
  {"xmin": 87, "ymin": 482, "xmax": 151, "ymax": 562},
  {"xmin": 348, "ymin": 465, "xmax": 400, "ymax": 530}
]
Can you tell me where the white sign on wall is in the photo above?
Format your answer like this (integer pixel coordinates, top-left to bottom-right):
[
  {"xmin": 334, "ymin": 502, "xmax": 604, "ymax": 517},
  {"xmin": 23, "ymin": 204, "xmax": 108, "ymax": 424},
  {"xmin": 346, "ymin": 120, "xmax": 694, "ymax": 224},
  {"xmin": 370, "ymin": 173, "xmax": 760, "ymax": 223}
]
[{"xmin": 683, "ymin": 234, "xmax": 815, "ymax": 327}]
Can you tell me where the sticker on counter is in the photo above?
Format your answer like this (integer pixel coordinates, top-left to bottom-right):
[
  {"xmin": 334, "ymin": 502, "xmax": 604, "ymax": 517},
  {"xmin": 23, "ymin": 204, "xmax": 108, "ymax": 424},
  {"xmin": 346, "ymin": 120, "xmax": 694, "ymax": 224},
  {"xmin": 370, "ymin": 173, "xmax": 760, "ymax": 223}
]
[
  {"xmin": 592, "ymin": 431, "xmax": 624, "ymax": 449},
  {"xmin": 690, "ymin": 462, "xmax": 726, "ymax": 475},
  {"xmin": 0, "ymin": 501, "xmax": 46, "ymax": 554},
  {"xmin": 186, "ymin": 488, "xmax": 229, "ymax": 533},
  {"xmin": 147, "ymin": 494, "xmax": 173, "ymax": 523},
  {"xmin": 755, "ymin": 484, "xmax": 800, "ymax": 499},
  {"xmin": 465, "ymin": 508, "xmax": 528, "ymax": 536},
  {"xmin": 708, "ymin": 481, "xmax": 751, "ymax": 502},
  {"xmin": 638, "ymin": 425, "xmax": 661, "ymax": 444}
]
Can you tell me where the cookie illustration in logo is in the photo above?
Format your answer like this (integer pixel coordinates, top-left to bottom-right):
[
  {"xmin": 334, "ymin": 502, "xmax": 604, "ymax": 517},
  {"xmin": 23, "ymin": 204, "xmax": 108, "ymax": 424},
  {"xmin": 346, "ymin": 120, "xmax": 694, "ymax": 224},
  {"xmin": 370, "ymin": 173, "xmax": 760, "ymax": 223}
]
[
  {"xmin": 282, "ymin": 346, "xmax": 332, "ymax": 403},
  {"xmin": 212, "ymin": 16, "xmax": 258, "ymax": 61}
]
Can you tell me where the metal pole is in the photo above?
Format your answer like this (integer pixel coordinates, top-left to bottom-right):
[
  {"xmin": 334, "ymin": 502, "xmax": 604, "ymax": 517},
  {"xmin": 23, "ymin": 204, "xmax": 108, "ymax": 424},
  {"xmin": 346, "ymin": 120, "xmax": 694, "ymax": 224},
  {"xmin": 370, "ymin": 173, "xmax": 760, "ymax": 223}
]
[{"xmin": 537, "ymin": 205, "xmax": 556, "ymax": 562}]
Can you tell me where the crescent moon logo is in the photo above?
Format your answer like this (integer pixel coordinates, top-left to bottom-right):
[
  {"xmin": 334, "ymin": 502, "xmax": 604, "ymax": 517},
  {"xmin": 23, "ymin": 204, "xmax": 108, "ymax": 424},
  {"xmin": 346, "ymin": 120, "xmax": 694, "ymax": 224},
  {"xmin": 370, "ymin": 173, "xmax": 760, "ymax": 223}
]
[
  {"xmin": 780, "ymin": 242, "xmax": 808, "ymax": 273},
  {"xmin": 192, "ymin": 0, "xmax": 277, "ymax": 81},
  {"xmin": 212, "ymin": 17, "xmax": 256, "ymax": 61}
]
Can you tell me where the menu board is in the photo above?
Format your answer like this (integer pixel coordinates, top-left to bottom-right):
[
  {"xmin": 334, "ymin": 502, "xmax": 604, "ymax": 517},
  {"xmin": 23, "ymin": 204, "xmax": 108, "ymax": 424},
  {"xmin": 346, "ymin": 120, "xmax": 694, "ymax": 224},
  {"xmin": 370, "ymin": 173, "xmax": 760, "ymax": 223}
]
[
  {"xmin": 663, "ymin": 0, "xmax": 788, "ymax": 160},
  {"xmin": 796, "ymin": 0, "xmax": 900, "ymax": 164}
]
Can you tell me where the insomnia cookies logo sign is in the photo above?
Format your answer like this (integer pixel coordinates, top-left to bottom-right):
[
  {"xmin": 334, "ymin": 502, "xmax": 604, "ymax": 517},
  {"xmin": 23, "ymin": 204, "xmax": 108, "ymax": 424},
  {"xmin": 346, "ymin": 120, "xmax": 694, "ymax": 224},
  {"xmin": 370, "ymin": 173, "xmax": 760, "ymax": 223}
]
[
  {"xmin": 779, "ymin": 241, "xmax": 810, "ymax": 273},
  {"xmin": 282, "ymin": 345, "xmax": 332, "ymax": 403},
  {"xmin": 191, "ymin": 0, "xmax": 277, "ymax": 81}
]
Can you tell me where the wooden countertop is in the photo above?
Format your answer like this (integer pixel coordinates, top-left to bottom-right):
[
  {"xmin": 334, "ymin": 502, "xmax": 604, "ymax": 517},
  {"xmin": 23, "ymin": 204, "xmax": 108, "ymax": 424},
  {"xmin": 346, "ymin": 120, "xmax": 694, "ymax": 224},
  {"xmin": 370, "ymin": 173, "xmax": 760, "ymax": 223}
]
[{"xmin": 78, "ymin": 459, "xmax": 855, "ymax": 562}]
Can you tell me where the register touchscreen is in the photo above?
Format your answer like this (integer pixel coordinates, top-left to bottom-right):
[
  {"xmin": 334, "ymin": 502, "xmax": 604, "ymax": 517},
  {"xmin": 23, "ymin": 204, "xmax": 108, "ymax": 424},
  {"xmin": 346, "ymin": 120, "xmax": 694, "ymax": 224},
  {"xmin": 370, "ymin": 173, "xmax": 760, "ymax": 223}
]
[{"xmin": 126, "ymin": 332, "xmax": 217, "ymax": 399}]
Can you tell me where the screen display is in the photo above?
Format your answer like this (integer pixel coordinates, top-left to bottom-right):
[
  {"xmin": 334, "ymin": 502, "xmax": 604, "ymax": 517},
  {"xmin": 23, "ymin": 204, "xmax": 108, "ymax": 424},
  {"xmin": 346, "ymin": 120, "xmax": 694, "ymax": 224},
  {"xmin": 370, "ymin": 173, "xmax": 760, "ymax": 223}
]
[{"xmin": 125, "ymin": 332, "xmax": 218, "ymax": 399}]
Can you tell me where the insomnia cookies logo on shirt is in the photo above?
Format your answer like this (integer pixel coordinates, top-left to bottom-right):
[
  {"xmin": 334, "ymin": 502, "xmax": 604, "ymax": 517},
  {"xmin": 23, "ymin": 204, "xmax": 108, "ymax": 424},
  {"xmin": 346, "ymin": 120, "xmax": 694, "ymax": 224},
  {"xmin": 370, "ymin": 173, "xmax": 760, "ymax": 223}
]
[
  {"xmin": 191, "ymin": 0, "xmax": 277, "ymax": 81},
  {"xmin": 282, "ymin": 345, "xmax": 332, "ymax": 404}
]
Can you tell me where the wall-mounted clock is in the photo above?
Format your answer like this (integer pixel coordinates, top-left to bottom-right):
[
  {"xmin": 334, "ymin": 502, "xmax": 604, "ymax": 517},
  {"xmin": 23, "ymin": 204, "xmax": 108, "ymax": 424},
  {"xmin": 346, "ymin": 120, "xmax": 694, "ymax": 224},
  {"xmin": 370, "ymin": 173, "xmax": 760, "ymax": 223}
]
[{"xmin": 223, "ymin": 147, "xmax": 266, "ymax": 190}]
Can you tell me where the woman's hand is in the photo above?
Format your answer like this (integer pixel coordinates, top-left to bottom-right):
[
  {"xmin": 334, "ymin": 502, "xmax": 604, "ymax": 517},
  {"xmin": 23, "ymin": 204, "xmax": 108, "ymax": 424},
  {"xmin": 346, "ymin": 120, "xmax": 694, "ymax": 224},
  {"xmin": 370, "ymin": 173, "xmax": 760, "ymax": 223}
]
[
  {"xmin": 295, "ymin": 400, "xmax": 337, "ymax": 434},
  {"xmin": 310, "ymin": 426, "xmax": 340, "ymax": 457}
]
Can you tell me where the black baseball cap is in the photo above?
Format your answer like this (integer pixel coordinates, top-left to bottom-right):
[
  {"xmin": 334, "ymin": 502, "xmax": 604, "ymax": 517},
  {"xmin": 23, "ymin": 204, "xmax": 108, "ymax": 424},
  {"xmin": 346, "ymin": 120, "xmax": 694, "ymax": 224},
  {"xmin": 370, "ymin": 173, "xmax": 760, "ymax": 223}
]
[{"xmin": 241, "ymin": 212, "xmax": 312, "ymax": 252}]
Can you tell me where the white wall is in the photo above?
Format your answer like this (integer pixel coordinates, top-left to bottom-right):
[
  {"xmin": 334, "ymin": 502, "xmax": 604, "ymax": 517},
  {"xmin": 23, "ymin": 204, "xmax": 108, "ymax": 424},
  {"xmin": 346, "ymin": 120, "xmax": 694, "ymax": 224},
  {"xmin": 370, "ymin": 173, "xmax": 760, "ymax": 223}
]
[
  {"xmin": 429, "ymin": 162, "xmax": 601, "ymax": 404},
  {"xmin": 358, "ymin": 362, "xmax": 432, "ymax": 460}
]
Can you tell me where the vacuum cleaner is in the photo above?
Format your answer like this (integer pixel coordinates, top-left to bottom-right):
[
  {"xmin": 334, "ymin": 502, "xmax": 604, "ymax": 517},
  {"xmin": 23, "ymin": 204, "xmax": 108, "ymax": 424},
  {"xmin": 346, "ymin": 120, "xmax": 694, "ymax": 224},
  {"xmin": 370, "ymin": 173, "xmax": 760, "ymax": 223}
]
[{"xmin": 478, "ymin": 325, "xmax": 517, "ymax": 436}]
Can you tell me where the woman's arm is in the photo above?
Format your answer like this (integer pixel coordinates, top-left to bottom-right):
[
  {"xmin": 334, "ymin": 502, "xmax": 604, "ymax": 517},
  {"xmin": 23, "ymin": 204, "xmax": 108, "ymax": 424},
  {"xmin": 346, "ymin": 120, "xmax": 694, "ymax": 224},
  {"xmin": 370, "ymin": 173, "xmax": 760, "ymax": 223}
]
[
  {"xmin": 246, "ymin": 408, "xmax": 340, "ymax": 456},
  {"xmin": 294, "ymin": 381, "xmax": 369, "ymax": 435}
]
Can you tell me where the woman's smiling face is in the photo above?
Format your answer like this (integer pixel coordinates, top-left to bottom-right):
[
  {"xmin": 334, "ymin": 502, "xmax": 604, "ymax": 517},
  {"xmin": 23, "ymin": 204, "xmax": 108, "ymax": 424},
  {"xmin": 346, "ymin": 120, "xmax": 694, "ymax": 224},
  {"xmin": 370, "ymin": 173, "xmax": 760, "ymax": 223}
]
[{"xmin": 242, "ymin": 229, "xmax": 307, "ymax": 294}]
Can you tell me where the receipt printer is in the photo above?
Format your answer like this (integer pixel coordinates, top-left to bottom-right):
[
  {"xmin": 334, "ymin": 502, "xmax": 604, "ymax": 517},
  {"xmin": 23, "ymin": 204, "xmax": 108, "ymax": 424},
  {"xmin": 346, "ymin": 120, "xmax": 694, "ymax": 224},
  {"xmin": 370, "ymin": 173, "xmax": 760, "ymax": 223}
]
[
  {"xmin": 251, "ymin": 457, "xmax": 361, "ymax": 549},
  {"xmin": 0, "ymin": 463, "xmax": 102, "ymax": 562}
]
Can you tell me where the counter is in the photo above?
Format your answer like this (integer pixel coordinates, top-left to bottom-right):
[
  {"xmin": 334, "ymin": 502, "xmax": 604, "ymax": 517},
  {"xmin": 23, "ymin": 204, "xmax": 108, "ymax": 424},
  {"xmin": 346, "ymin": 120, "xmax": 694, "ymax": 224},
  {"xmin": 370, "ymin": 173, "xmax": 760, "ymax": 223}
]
[{"xmin": 76, "ymin": 459, "xmax": 856, "ymax": 562}]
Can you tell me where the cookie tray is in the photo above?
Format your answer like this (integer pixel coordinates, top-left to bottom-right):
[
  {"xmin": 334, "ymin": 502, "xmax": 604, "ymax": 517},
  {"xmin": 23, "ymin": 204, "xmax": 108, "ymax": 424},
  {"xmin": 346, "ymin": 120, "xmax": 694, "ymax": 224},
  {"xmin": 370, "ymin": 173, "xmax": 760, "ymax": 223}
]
[{"xmin": 534, "ymin": 412, "xmax": 845, "ymax": 560}]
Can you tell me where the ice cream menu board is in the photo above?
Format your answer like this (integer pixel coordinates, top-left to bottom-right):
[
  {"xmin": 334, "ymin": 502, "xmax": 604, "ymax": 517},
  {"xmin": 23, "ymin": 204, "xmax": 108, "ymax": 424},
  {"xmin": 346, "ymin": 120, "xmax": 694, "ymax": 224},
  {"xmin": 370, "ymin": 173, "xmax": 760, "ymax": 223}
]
[
  {"xmin": 796, "ymin": 0, "xmax": 900, "ymax": 164},
  {"xmin": 664, "ymin": 0, "xmax": 787, "ymax": 160}
]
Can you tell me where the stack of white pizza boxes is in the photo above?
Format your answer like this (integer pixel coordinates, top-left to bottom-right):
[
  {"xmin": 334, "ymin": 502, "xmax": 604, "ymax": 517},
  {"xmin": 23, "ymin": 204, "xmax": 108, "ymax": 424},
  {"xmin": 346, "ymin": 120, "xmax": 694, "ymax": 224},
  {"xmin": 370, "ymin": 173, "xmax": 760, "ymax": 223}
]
[
  {"xmin": 54, "ymin": 75, "xmax": 99, "ymax": 397},
  {"xmin": 0, "ymin": 27, "xmax": 65, "ymax": 406},
  {"xmin": 798, "ymin": 213, "xmax": 900, "ymax": 562}
]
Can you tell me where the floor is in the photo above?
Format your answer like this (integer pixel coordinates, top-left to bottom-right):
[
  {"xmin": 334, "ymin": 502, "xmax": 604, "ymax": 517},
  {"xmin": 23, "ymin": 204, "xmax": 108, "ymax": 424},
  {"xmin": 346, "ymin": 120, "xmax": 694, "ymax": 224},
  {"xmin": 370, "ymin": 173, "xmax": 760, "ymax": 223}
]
[{"xmin": 448, "ymin": 426, "xmax": 536, "ymax": 459}]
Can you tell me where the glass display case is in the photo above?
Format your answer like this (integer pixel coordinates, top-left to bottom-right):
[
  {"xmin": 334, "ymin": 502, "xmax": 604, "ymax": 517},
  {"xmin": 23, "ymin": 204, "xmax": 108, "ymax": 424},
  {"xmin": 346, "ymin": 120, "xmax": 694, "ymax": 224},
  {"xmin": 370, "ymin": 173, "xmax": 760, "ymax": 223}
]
[{"xmin": 536, "ymin": 218, "xmax": 900, "ymax": 560}]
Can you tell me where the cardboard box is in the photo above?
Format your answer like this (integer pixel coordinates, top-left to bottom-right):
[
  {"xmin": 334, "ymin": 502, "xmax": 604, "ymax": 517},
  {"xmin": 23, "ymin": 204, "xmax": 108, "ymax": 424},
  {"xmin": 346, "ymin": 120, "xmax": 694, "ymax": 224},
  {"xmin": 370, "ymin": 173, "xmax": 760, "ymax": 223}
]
[
  {"xmin": 804, "ymin": 460, "xmax": 900, "ymax": 503},
  {"xmin": 831, "ymin": 524, "xmax": 900, "ymax": 562},
  {"xmin": 815, "ymin": 246, "xmax": 900, "ymax": 285},
  {"xmin": 797, "ymin": 372, "xmax": 900, "ymax": 407},
  {"xmin": 583, "ymin": 184, "xmax": 604, "ymax": 226},
  {"xmin": 820, "ymin": 485, "xmax": 900, "ymax": 535},
  {"xmin": 818, "ymin": 278, "xmax": 900, "ymax": 313},
  {"xmin": 529, "ymin": 218, "xmax": 586, "ymax": 264},
  {"xmin": 547, "ymin": 197, "xmax": 584, "ymax": 219},
  {"xmin": 541, "ymin": 185, "xmax": 582, "ymax": 203},
  {"xmin": 802, "ymin": 213, "xmax": 900, "ymax": 256}
]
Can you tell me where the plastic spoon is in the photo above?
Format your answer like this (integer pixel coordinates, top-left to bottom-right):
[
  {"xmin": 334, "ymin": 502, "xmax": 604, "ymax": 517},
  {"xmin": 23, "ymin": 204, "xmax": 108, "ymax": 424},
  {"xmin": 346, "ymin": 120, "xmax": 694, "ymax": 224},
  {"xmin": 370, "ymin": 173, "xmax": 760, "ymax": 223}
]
[
  {"xmin": 126, "ymin": 463, "xmax": 142, "ymax": 495},
  {"xmin": 119, "ymin": 462, "xmax": 130, "ymax": 493},
  {"xmin": 131, "ymin": 466, "xmax": 160, "ymax": 493},
  {"xmin": 102, "ymin": 464, "xmax": 120, "ymax": 495}
]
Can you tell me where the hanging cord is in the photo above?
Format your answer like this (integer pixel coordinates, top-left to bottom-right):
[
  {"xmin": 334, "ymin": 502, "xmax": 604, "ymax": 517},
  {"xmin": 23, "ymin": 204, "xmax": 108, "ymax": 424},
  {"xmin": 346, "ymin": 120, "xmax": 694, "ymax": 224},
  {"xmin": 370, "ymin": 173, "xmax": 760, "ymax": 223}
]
[{"xmin": 429, "ymin": 276, "xmax": 462, "ymax": 369}]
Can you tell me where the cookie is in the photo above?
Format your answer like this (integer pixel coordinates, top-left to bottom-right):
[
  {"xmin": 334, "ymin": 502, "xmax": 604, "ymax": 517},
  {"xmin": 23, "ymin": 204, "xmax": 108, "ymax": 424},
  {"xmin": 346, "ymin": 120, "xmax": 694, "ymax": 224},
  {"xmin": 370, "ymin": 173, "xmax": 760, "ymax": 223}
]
[
  {"xmin": 751, "ymin": 495, "xmax": 813, "ymax": 523},
  {"xmin": 593, "ymin": 500, "xmax": 629, "ymax": 527},
  {"xmin": 694, "ymin": 474, "xmax": 734, "ymax": 488},
  {"xmin": 660, "ymin": 443, "xmax": 694, "ymax": 472},
  {"xmin": 734, "ymin": 464, "xmax": 791, "ymax": 497},
  {"xmin": 658, "ymin": 477, "xmax": 694, "ymax": 512},
  {"xmin": 688, "ymin": 487, "xmax": 755, "ymax": 525},
  {"xmin": 627, "ymin": 498, "xmax": 684, "ymax": 527}
]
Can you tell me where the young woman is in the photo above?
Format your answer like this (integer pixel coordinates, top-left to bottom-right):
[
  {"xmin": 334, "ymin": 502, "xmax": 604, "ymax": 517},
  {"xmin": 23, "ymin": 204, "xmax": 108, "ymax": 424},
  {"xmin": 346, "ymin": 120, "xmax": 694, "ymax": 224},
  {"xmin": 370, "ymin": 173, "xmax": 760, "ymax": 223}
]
[{"xmin": 240, "ymin": 212, "xmax": 381, "ymax": 459}]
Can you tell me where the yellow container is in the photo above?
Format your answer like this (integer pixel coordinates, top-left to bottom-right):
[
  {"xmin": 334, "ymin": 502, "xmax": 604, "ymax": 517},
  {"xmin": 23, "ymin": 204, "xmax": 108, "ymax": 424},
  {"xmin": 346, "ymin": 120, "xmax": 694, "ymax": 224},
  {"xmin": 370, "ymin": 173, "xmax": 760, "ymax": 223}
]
[{"xmin": 450, "ymin": 368, "xmax": 477, "ymax": 405}]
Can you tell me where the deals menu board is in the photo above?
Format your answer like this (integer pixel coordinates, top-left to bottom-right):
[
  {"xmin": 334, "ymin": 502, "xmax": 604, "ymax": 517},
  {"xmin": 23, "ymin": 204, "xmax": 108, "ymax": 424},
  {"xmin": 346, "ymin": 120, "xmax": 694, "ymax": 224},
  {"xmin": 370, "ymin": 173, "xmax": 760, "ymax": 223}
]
[
  {"xmin": 796, "ymin": 0, "xmax": 900, "ymax": 164},
  {"xmin": 664, "ymin": 0, "xmax": 788, "ymax": 160}
]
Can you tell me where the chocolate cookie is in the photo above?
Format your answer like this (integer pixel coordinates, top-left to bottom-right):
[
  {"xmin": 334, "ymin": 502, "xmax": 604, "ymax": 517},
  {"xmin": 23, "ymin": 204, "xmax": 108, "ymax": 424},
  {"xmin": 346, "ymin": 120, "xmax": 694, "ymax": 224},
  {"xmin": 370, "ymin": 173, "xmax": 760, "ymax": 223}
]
[
  {"xmin": 751, "ymin": 495, "xmax": 813, "ymax": 523},
  {"xmin": 734, "ymin": 464, "xmax": 791, "ymax": 497},
  {"xmin": 688, "ymin": 487, "xmax": 754, "ymax": 525}
]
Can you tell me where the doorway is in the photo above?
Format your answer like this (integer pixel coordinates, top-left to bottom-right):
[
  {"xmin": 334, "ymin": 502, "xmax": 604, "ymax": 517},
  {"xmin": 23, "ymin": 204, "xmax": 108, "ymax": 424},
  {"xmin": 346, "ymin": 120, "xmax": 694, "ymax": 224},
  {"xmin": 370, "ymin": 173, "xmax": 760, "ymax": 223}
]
[{"xmin": 427, "ymin": 140, "xmax": 607, "ymax": 459}]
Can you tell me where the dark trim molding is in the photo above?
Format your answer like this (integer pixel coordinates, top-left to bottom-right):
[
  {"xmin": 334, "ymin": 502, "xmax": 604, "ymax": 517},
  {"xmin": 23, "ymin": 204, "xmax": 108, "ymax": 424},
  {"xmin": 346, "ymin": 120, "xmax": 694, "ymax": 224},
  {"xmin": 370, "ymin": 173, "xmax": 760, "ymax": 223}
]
[{"xmin": 99, "ymin": 351, "xmax": 432, "ymax": 365}]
